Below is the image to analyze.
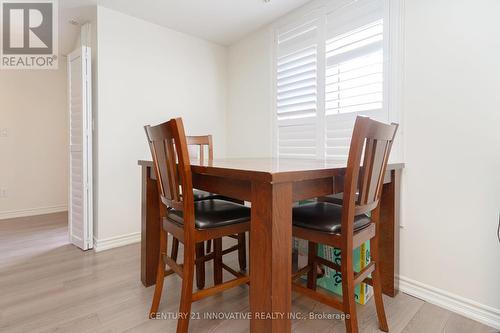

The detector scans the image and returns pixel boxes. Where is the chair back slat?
[166,140,181,202]
[145,118,195,227]
[149,139,169,201]
[186,135,213,163]
[358,139,390,206]
[342,116,398,233]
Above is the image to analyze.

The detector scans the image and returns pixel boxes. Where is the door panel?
[68,42,92,250]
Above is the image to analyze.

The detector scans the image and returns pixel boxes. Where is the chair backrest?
[186,135,213,163]
[341,116,398,234]
[144,118,195,228]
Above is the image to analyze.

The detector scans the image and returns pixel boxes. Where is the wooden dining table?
[138,158,403,333]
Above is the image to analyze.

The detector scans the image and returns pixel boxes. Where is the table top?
[139,158,404,183]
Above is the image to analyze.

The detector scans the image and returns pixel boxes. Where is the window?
[274,0,399,161]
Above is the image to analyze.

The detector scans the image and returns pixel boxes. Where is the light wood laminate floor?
[0,212,495,333]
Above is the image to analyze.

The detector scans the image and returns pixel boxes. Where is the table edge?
[138,160,404,183]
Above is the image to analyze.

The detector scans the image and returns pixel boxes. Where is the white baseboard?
[0,205,67,220]
[93,232,141,252]
[399,275,500,330]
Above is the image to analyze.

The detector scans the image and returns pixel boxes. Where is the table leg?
[141,165,160,287]
[250,181,293,333]
[379,168,401,297]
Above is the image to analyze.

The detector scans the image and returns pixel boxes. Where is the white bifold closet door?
[68,24,93,250]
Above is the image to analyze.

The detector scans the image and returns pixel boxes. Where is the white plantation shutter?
[325,0,385,161]
[69,54,85,247]
[68,35,93,251]
[275,18,320,158]
[274,0,388,161]
[325,20,383,116]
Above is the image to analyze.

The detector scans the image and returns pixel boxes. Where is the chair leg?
[149,230,168,318]
[371,235,389,332]
[213,238,223,285]
[195,242,206,290]
[341,253,359,333]
[307,241,318,290]
[171,237,179,262]
[206,239,211,254]
[237,233,247,271]
[177,242,195,333]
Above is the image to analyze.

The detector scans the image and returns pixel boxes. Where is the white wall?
[0,67,68,219]
[94,7,228,242]
[400,0,500,317]
[226,27,273,158]
[225,0,500,326]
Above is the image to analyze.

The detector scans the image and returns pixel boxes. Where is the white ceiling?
[97,0,312,45]
[58,0,312,54]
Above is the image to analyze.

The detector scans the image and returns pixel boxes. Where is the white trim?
[93,232,141,252]
[82,23,94,250]
[316,13,326,159]
[399,275,500,330]
[0,205,67,220]
[271,26,278,158]
[385,0,405,162]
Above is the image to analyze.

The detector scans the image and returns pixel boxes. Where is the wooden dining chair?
[170,135,247,290]
[145,118,250,333]
[292,116,398,333]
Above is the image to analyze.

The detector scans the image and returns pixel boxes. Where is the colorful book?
[293,238,373,305]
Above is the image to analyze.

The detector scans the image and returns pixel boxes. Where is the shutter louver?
[276,18,319,158]
[69,54,85,245]
[274,0,388,161]
[324,3,385,161]
[325,20,383,116]
[277,46,317,120]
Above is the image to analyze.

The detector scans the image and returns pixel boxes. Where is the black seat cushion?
[319,192,359,205]
[193,189,219,201]
[193,189,242,204]
[293,202,371,234]
[319,192,345,205]
[166,199,250,230]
